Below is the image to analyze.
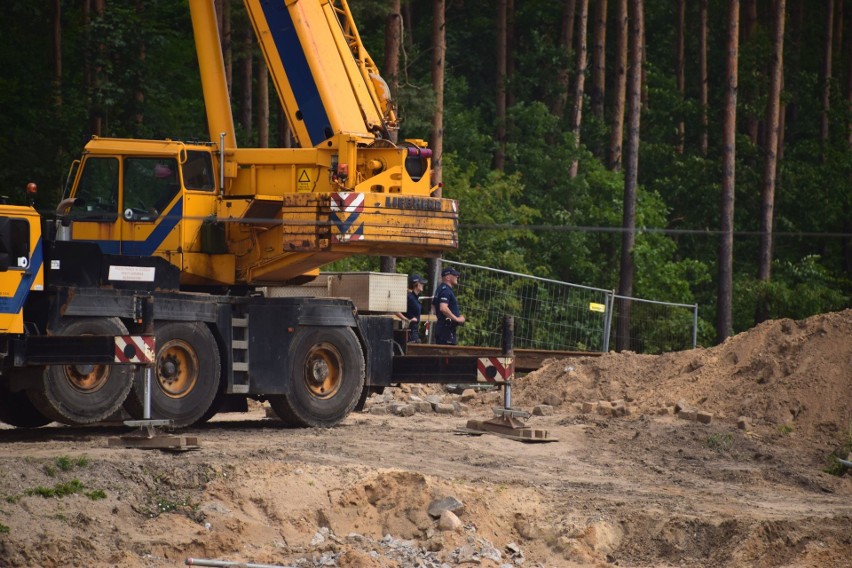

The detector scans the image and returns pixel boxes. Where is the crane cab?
[62,137,234,286]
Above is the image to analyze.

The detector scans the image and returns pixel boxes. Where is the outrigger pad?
[458,418,558,443]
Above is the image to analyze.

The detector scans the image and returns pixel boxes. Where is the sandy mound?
[517,309,852,442]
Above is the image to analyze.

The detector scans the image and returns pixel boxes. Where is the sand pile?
[517,309,852,441]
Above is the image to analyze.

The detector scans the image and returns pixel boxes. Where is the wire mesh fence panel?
[611,296,697,354]
[439,261,611,351]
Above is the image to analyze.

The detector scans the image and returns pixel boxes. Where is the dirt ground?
[0,310,850,567]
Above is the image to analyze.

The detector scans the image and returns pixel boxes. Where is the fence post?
[602,290,615,352]
[692,304,699,349]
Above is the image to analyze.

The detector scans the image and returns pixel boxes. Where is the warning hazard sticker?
[297,169,311,192]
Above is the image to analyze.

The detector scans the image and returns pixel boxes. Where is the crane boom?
[61,0,456,285]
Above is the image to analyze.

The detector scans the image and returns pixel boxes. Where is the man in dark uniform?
[433,267,465,345]
[396,274,426,343]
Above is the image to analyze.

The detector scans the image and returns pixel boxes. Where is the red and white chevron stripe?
[114,335,156,364]
[330,192,365,213]
[476,357,514,383]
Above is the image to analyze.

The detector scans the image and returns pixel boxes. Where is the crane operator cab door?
[68,153,185,266]
[118,155,184,262]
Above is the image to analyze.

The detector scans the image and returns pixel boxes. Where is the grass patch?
[25,479,84,498]
[0,523,8,533]
[85,489,106,501]
[140,494,200,520]
[824,425,852,476]
[44,456,90,477]
[777,423,795,436]
[706,433,734,453]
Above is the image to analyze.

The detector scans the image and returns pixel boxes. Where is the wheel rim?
[157,339,199,399]
[303,342,343,400]
[62,363,109,394]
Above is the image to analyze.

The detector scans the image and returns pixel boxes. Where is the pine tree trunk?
[89,0,105,137]
[716,0,740,344]
[743,0,759,144]
[699,0,709,156]
[381,0,401,271]
[428,0,446,292]
[834,0,843,64]
[569,0,590,178]
[52,0,62,109]
[551,0,577,120]
[591,0,608,118]
[220,0,232,92]
[676,0,685,154]
[845,8,852,275]
[616,0,643,351]
[787,0,804,136]
[609,0,628,170]
[402,1,414,51]
[133,0,146,136]
[431,0,446,192]
[756,0,786,324]
[494,0,508,171]
[821,0,835,148]
[277,103,292,148]
[383,0,401,110]
[507,0,516,109]
[258,63,269,148]
[240,20,253,143]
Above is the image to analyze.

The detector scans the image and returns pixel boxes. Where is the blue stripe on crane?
[86,198,184,256]
[261,1,332,147]
[0,238,42,315]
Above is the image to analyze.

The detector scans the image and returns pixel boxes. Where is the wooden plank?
[405,344,601,372]
[108,435,200,450]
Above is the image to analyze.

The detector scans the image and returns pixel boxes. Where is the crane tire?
[124,321,220,428]
[27,317,134,425]
[268,326,364,428]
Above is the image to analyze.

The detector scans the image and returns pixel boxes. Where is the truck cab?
[64,138,233,286]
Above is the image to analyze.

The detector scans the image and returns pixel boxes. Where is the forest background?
[0,0,849,346]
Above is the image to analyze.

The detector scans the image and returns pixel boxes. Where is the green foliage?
[733,256,850,331]
[0,523,8,533]
[25,479,84,498]
[85,489,107,501]
[824,425,852,477]
[706,433,734,453]
[776,423,795,436]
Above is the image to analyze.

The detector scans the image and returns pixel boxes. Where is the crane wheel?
[269,326,364,428]
[26,317,134,425]
[124,321,220,427]
[0,370,52,428]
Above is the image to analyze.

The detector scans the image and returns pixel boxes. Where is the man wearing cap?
[433,267,465,345]
[396,274,426,343]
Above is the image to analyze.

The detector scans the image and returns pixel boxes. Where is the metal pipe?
[692,303,699,348]
[602,290,615,353]
[501,315,514,410]
[219,131,226,196]
[143,296,155,420]
[143,367,152,420]
[186,558,294,568]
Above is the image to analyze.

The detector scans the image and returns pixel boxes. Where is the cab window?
[123,157,181,220]
[182,151,215,191]
[0,218,30,272]
[75,157,119,219]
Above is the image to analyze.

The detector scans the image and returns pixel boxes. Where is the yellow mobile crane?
[0,0,510,429]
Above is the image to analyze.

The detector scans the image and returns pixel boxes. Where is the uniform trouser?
[434,322,457,345]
